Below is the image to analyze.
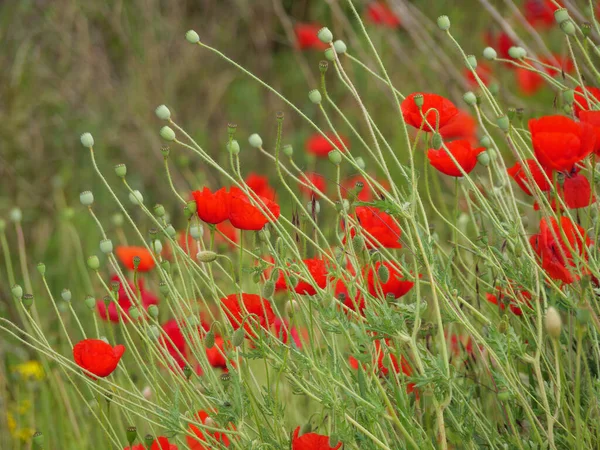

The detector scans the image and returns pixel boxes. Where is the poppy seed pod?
[328,149,342,165]
[319,60,329,73]
[189,224,203,240]
[155,104,171,120]
[80,191,94,206]
[147,304,159,319]
[466,54,477,70]
[324,48,336,61]
[100,238,113,254]
[582,22,592,38]
[164,224,176,238]
[84,295,96,309]
[333,40,347,54]
[285,299,299,317]
[477,151,490,166]
[129,190,144,205]
[437,15,450,30]
[112,213,124,227]
[87,255,100,270]
[463,91,477,106]
[22,294,34,309]
[161,145,170,158]
[147,325,160,340]
[318,27,333,44]
[282,144,294,157]
[37,262,46,276]
[144,435,154,448]
[61,289,72,302]
[80,132,94,148]
[248,133,263,148]
[554,8,570,25]
[545,306,562,339]
[483,47,497,60]
[355,156,366,170]
[197,250,218,263]
[152,240,162,254]
[11,284,23,300]
[479,135,491,148]
[496,115,510,131]
[114,164,127,178]
[159,126,176,141]
[10,208,22,222]
[128,306,141,320]
[308,89,322,105]
[126,427,137,446]
[227,139,240,155]
[185,30,200,44]
[306,200,321,215]
[32,431,43,448]
[560,20,576,36]
[159,281,169,296]
[508,46,526,59]
[153,204,165,217]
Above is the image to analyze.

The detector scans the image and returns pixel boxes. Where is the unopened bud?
[61,289,72,303]
[465,54,477,70]
[463,91,477,106]
[560,20,576,36]
[378,264,390,284]
[285,299,299,317]
[11,284,23,300]
[129,306,141,321]
[129,190,143,205]
[197,250,218,263]
[262,280,275,298]
[545,306,562,339]
[496,115,510,131]
[227,139,240,155]
[37,262,46,276]
[431,132,443,149]
[80,133,94,148]
[154,204,166,217]
[232,327,245,347]
[147,304,159,319]
[204,330,215,349]
[477,151,490,166]
[185,30,200,44]
[85,295,96,309]
[282,144,293,157]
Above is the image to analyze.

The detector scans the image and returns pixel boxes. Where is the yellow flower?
[12,361,44,381]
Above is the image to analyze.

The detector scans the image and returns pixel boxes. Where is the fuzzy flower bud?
[159,126,176,141]
[197,250,218,263]
[378,263,390,284]
[80,132,94,148]
[431,132,443,150]
[262,279,275,298]
[248,133,263,148]
[155,104,171,120]
[232,327,245,347]
[80,191,94,206]
[204,330,215,349]
[318,27,333,44]
[185,30,200,44]
[545,306,562,339]
[285,299,299,318]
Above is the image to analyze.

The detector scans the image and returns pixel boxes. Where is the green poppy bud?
[483,47,497,60]
[204,330,215,349]
[227,139,240,155]
[12,284,23,300]
[285,299,299,318]
[129,306,141,320]
[248,133,263,148]
[190,224,203,239]
[563,89,575,104]
[328,149,342,165]
[155,105,171,120]
[262,280,275,299]
[80,132,94,148]
[115,164,127,178]
[545,306,562,339]
[318,27,333,44]
[185,30,200,44]
[352,234,365,255]
[431,132,443,149]
[355,156,366,170]
[87,255,100,270]
[308,89,322,105]
[147,305,159,319]
[437,15,450,31]
[80,191,94,206]
[333,40,347,54]
[306,200,321,215]
[159,126,176,141]
[378,264,390,284]
[147,325,160,340]
[479,136,491,148]
[232,327,245,347]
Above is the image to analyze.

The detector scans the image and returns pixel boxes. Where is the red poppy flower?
[205,335,229,371]
[272,318,306,348]
[427,140,485,177]
[335,278,366,313]
[125,436,178,450]
[342,175,389,202]
[192,187,230,225]
[96,276,159,323]
[507,159,552,196]
[464,63,492,87]
[573,86,600,118]
[306,133,350,157]
[448,334,474,358]
[530,216,591,284]
[579,110,600,154]
[365,261,416,299]
[486,286,532,316]
[299,172,327,198]
[558,173,595,209]
[366,2,401,28]
[294,23,328,51]
[524,0,561,29]
[291,427,342,450]
[116,246,155,272]
[350,206,402,249]
[401,92,458,132]
[245,174,277,202]
[273,258,330,295]
[529,115,595,172]
[187,410,232,450]
[228,187,281,231]
[73,339,125,379]
[221,293,276,338]
[214,221,240,248]
[439,110,477,143]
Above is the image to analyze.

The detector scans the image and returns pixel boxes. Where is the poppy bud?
[197,250,218,263]
[352,234,365,254]
[488,82,499,96]
[100,239,113,254]
[463,91,477,106]
[182,365,193,380]
[155,105,171,120]
[126,426,137,446]
[147,305,159,319]
[378,263,390,283]
[185,29,200,43]
[431,132,443,149]
[188,225,202,240]
[37,262,46,276]
[560,21,575,36]
[496,115,510,131]
[285,299,299,317]
[22,294,34,310]
[483,47,497,60]
[308,89,322,105]
[227,139,240,155]
[477,151,490,166]
[301,422,313,435]
[437,15,450,31]
[160,126,176,141]
[282,144,293,157]
[112,213,124,227]
[87,255,100,270]
[129,306,141,320]
[205,330,215,349]
[576,308,591,326]
[329,434,340,448]
[545,306,562,339]
[333,40,347,54]
[249,133,263,148]
[276,238,286,259]
[11,284,23,300]
[80,191,94,206]
[466,54,477,70]
[319,60,329,73]
[324,47,336,61]
[328,149,342,165]
[61,289,72,303]
[498,318,508,334]
[114,164,127,178]
[262,279,275,298]
[258,229,270,242]
[563,89,575,104]
[554,8,570,24]
[318,27,333,44]
[129,190,144,205]
[497,389,512,401]
[232,327,245,347]
[32,431,43,449]
[164,224,176,238]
